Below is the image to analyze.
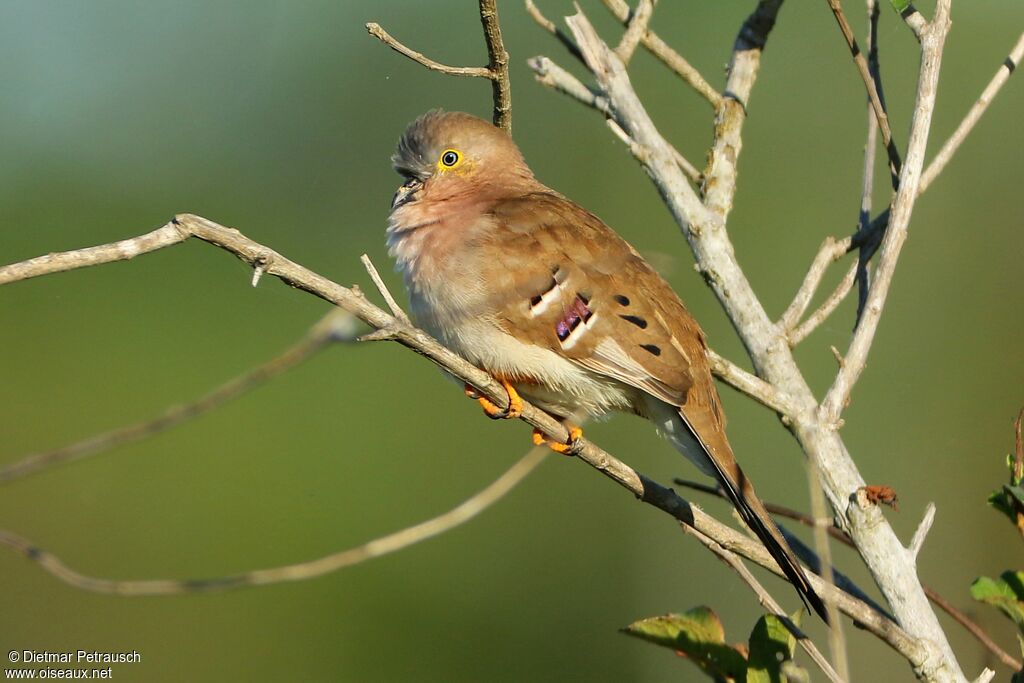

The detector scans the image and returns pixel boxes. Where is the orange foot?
[463,379,523,420]
[533,426,583,456]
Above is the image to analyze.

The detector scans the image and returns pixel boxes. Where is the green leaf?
[888,0,912,13]
[622,607,746,681]
[747,612,800,683]
[971,571,1024,634]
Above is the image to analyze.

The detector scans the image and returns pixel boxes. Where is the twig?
[789,262,857,346]
[366,0,513,133]
[780,236,851,332]
[360,253,410,323]
[478,0,513,133]
[806,457,850,679]
[822,0,952,425]
[528,56,702,185]
[920,31,1024,193]
[365,23,490,78]
[676,479,1023,671]
[614,0,655,65]
[826,0,902,187]
[524,0,583,62]
[908,503,936,559]
[0,309,356,485]
[0,446,549,595]
[857,0,883,322]
[706,349,795,416]
[600,0,722,108]
[685,527,846,683]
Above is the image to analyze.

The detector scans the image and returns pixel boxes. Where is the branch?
[686,527,845,683]
[614,0,655,65]
[779,236,851,332]
[893,1,928,41]
[364,23,490,78]
[788,262,857,346]
[525,0,584,61]
[600,0,722,108]
[0,215,923,661]
[706,349,796,415]
[0,446,549,594]
[920,30,1024,193]
[826,0,902,187]
[822,0,952,422]
[366,0,513,133]
[0,309,356,485]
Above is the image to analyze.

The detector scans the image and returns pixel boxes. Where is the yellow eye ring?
[439,149,461,168]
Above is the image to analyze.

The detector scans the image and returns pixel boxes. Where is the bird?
[386,109,826,620]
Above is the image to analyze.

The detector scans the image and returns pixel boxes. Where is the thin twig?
[360,253,410,323]
[0,447,549,595]
[789,262,857,346]
[908,502,936,559]
[857,0,883,322]
[478,0,513,132]
[780,236,851,332]
[686,527,846,683]
[528,55,702,185]
[822,0,953,424]
[365,23,490,78]
[676,479,1023,671]
[524,0,583,61]
[0,309,356,485]
[366,1,513,134]
[826,0,902,188]
[614,0,655,65]
[920,31,1024,193]
[706,350,795,416]
[808,458,850,680]
[600,0,722,108]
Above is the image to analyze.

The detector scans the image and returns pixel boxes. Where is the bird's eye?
[440,150,461,167]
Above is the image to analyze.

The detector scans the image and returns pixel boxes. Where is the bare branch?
[686,527,846,683]
[360,253,410,323]
[0,446,549,595]
[706,349,795,415]
[921,31,1024,193]
[780,236,851,332]
[364,23,490,78]
[823,0,952,423]
[826,0,902,187]
[807,458,850,680]
[614,0,655,65]
[789,262,857,346]
[908,503,936,559]
[601,0,722,108]
[0,309,356,485]
[524,0,583,61]
[478,0,513,132]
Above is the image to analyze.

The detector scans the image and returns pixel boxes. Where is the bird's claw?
[533,426,583,456]
[464,380,523,420]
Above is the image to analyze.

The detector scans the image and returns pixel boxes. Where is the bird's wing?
[482,191,828,620]
[481,191,704,408]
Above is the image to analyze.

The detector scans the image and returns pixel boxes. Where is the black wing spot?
[640,343,661,356]
[619,314,647,329]
[577,291,591,305]
[613,294,630,306]
[529,295,543,307]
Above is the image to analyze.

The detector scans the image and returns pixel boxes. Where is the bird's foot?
[532,426,583,456]
[464,380,523,420]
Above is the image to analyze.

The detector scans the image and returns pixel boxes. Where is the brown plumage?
[387,110,826,620]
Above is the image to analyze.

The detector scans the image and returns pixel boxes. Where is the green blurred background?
[1,1,1021,680]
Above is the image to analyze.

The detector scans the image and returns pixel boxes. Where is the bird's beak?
[391,178,423,210]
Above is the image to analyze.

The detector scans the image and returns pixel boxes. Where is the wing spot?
[639,343,662,356]
[613,294,630,306]
[619,314,647,329]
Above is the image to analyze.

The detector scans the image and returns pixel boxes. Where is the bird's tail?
[671,407,829,622]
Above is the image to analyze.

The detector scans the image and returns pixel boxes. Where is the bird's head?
[390,110,534,211]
